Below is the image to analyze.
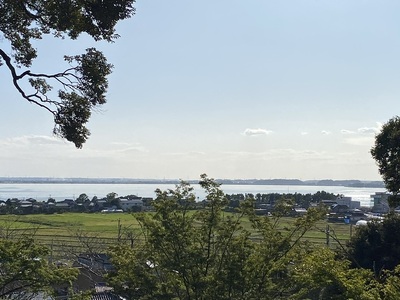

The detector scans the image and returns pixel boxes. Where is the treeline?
[226,190,338,209]
[0,190,338,215]
[0,193,150,215]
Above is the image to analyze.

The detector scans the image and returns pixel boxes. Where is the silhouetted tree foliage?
[347,214,400,274]
[76,193,89,204]
[0,0,135,147]
[371,116,400,208]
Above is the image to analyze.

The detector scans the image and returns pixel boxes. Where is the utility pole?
[117,218,121,242]
[326,224,330,247]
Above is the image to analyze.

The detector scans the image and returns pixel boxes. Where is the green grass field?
[0,212,355,260]
[0,212,353,244]
[0,213,140,237]
[0,213,143,258]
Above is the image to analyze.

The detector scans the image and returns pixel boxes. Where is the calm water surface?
[0,183,386,207]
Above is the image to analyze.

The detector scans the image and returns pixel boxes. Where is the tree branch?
[0,48,56,114]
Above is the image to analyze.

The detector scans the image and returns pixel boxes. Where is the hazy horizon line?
[0,176,383,183]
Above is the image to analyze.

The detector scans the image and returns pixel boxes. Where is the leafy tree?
[76,193,89,204]
[105,192,120,208]
[312,191,338,202]
[371,116,400,208]
[0,0,135,147]
[347,214,400,274]
[292,247,380,300]
[256,193,262,202]
[0,237,78,299]
[108,174,326,299]
[379,265,400,299]
[106,192,118,201]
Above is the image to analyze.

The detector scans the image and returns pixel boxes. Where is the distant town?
[0,177,385,188]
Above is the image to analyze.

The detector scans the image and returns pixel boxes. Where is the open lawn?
[0,213,142,258]
[0,213,351,243]
[0,213,140,237]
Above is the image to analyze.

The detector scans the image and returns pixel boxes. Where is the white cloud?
[341,129,355,134]
[357,127,379,134]
[114,145,149,154]
[300,132,309,135]
[0,135,65,147]
[341,123,382,136]
[321,130,331,135]
[0,135,150,162]
[242,128,273,136]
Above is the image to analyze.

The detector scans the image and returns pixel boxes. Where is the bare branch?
[0,48,56,114]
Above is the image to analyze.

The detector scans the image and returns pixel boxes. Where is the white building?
[371,192,390,214]
[335,196,360,209]
[119,198,143,211]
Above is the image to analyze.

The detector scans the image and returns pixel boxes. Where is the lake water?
[0,183,386,207]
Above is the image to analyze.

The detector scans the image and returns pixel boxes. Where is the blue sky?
[1,0,399,180]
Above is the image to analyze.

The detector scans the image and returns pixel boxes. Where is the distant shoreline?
[0,177,385,189]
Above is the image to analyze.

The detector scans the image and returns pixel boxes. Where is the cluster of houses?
[321,192,393,224]
[323,196,364,223]
[0,192,394,225]
[0,195,154,214]
[249,192,394,224]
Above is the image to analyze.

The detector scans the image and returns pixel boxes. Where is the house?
[321,196,361,210]
[77,253,113,272]
[95,199,107,208]
[119,198,143,212]
[63,199,75,204]
[335,196,360,209]
[328,204,366,224]
[19,200,33,208]
[347,209,366,222]
[330,204,350,214]
[321,200,337,207]
[292,207,307,216]
[91,291,125,300]
[69,253,126,300]
[55,202,71,210]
